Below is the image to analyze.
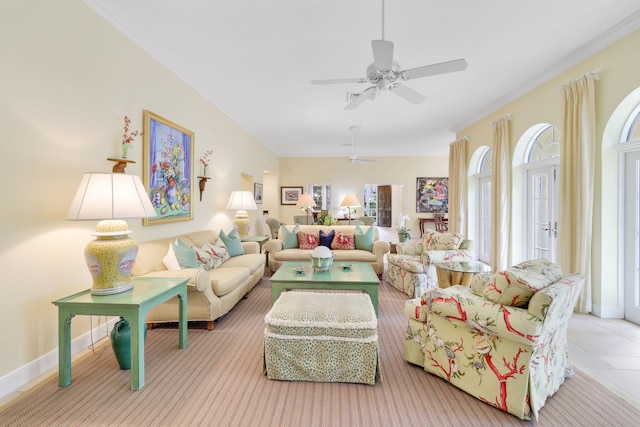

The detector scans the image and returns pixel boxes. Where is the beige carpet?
[1,275,639,426]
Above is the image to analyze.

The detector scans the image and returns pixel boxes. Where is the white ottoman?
[263,291,380,385]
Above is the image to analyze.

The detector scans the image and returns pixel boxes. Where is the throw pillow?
[202,242,231,268]
[193,245,215,270]
[482,268,554,307]
[171,240,198,268]
[354,225,374,252]
[331,232,355,250]
[319,229,335,248]
[298,231,319,250]
[282,224,300,249]
[162,242,181,271]
[219,229,245,257]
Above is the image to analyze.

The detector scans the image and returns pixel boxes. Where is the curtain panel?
[558,74,596,313]
[448,138,467,235]
[490,116,511,271]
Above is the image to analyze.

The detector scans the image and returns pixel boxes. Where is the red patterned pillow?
[331,232,355,250]
[298,232,319,250]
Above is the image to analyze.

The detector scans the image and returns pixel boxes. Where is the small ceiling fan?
[339,126,376,165]
[311,0,467,110]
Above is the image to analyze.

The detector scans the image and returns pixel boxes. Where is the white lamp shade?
[296,193,317,208]
[340,193,361,208]
[66,173,157,221]
[226,190,258,211]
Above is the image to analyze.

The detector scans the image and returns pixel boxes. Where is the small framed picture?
[254,183,263,204]
[280,186,303,205]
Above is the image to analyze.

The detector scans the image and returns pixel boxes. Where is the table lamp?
[66,173,157,295]
[226,190,258,237]
[340,193,361,225]
[296,193,317,225]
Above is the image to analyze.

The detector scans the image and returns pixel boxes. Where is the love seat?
[404,259,584,421]
[387,230,474,297]
[264,225,390,276]
[132,229,265,330]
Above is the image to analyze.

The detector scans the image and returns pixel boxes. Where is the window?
[477,147,492,263]
[308,183,331,211]
[363,185,377,217]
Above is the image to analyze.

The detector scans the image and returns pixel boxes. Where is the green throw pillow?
[355,225,374,252]
[171,240,198,268]
[282,224,300,249]
[219,229,245,257]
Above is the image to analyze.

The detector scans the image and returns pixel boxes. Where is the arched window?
[476,147,492,263]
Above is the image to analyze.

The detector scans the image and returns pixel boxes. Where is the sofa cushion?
[319,229,335,248]
[298,231,319,250]
[208,267,249,296]
[220,229,245,257]
[282,224,300,249]
[423,231,465,251]
[331,232,355,250]
[355,225,374,252]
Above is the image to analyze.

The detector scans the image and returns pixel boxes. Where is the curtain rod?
[558,68,601,90]
[491,113,512,125]
[450,136,468,145]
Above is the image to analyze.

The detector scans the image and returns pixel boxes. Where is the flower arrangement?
[200,150,213,167]
[122,115,143,145]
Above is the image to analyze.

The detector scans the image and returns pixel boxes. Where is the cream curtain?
[558,74,596,313]
[448,138,467,235]
[490,116,511,271]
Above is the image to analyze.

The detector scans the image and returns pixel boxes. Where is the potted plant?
[397,226,411,242]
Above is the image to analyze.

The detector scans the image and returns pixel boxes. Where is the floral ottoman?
[263,291,380,385]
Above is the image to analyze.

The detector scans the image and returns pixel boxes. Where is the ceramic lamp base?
[233,210,251,238]
[85,220,138,295]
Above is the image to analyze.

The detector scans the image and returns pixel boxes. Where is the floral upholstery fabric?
[331,232,355,250]
[297,231,319,250]
[404,270,585,421]
[386,232,474,298]
[422,231,465,251]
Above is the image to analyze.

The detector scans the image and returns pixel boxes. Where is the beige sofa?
[265,225,390,276]
[132,230,265,330]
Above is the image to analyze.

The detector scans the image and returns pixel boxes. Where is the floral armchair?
[387,230,474,297]
[404,259,584,421]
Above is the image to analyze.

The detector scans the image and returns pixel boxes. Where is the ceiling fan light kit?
[311,0,468,110]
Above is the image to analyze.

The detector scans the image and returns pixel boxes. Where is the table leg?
[58,310,74,387]
[129,312,144,390]
[365,288,379,317]
[178,289,188,349]
[271,283,283,305]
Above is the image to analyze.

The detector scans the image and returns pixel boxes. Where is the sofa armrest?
[397,241,423,256]
[241,241,260,254]
[137,268,209,292]
[421,250,473,265]
[372,240,390,257]
[265,239,283,254]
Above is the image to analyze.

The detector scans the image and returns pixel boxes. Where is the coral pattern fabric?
[330,232,355,250]
[422,231,465,251]
[404,269,585,421]
[297,232,319,250]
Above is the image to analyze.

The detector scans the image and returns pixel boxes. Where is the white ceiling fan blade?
[345,87,376,110]
[355,158,376,164]
[372,40,394,72]
[392,84,427,105]
[310,78,367,85]
[402,58,468,80]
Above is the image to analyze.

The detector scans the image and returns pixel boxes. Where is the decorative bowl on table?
[309,246,334,272]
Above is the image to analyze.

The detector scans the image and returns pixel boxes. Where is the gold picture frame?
[142,110,194,225]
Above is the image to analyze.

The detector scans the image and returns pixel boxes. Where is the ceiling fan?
[311,0,468,110]
[340,126,376,165]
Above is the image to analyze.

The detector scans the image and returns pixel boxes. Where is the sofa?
[264,224,390,276]
[132,229,266,330]
[404,259,585,421]
[387,230,474,297]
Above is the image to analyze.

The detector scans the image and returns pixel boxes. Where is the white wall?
[0,0,278,393]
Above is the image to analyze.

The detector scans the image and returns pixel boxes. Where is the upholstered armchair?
[387,230,474,297]
[266,218,282,239]
[404,259,584,421]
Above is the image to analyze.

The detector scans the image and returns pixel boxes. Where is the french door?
[624,151,640,324]
[526,165,558,262]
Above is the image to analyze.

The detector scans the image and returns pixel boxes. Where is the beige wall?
[458,29,640,316]
[0,0,278,386]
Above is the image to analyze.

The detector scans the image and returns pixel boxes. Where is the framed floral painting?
[142,110,194,225]
[416,177,449,213]
[280,186,303,205]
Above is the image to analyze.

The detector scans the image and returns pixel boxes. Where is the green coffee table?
[270,261,380,315]
[52,277,188,390]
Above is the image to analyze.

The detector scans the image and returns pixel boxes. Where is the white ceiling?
[86,0,640,158]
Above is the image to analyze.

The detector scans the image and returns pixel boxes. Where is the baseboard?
[590,303,624,319]
[0,317,118,401]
